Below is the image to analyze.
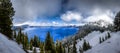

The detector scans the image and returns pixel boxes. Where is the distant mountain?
[87,20,112,27]
[62,20,113,46]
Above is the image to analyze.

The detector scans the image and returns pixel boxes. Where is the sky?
[11,0,120,26]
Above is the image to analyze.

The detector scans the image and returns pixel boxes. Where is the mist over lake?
[23,26,79,41]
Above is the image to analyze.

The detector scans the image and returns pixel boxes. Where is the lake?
[23,26,79,41]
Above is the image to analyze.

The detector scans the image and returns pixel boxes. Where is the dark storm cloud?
[63,0,120,14]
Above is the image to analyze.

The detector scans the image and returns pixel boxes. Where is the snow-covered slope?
[0,33,25,53]
[76,31,109,53]
[85,31,120,53]
[76,31,120,53]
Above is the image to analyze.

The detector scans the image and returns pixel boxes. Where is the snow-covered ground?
[0,33,25,53]
[85,31,120,53]
[27,47,40,53]
[76,31,120,53]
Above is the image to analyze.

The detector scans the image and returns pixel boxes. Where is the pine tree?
[82,40,91,51]
[0,0,15,39]
[107,32,111,38]
[16,32,20,44]
[33,35,40,47]
[114,11,120,31]
[23,35,29,50]
[40,43,44,53]
[29,42,33,50]
[30,38,33,50]
[79,46,83,53]
[83,40,88,51]
[99,37,102,44]
[45,31,56,53]
[59,42,64,53]
[68,44,70,53]
[73,39,77,53]
[17,28,23,44]
[56,41,59,53]
[102,37,105,42]
[105,35,108,40]
[87,42,91,49]
[13,31,16,39]
[33,48,37,53]
[63,47,65,53]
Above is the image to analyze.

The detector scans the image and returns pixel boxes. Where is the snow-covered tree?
[73,39,77,53]
[82,40,91,51]
[114,11,120,31]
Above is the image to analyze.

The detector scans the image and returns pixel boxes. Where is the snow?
[76,31,120,53]
[0,33,25,53]
[85,31,120,53]
[76,31,109,53]
[27,47,40,53]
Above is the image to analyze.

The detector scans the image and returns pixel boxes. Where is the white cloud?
[84,8,115,23]
[61,11,83,22]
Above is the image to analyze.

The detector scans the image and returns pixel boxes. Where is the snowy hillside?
[0,33,25,53]
[76,31,120,53]
[85,31,120,53]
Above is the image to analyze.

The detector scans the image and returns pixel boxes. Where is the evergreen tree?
[68,44,70,53]
[59,42,64,53]
[33,35,40,47]
[40,43,44,53]
[87,42,91,49]
[102,37,105,42]
[23,35,29,50]
[107,32,111,38]
[0,0,15,39]
[13,31,16,39]
[82,40,91,51]
[29,42,33,50]
[99,37,102,44]
[79,46,83,53]
[73,39,77,53]
[45,31,56,53]
[83,40,88,51]
[16,28,23,44]
[105,35,108,40]
[56,41,59,53]
[16,31,20,44]
[30,38,33,50]
[114,11,120,31]
[33,48,37,53]
[63,47,65,53]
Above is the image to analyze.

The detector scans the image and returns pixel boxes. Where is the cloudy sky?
[11,0,120,26]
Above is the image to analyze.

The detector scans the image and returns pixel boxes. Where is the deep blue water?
[23,26,79,41]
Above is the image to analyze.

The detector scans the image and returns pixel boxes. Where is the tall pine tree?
[56,41,64,53]
[0,0,15,39]
[82,40,91,51]
[73,39,77,53]
[45,31,56,53]
[114,11,120,31]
